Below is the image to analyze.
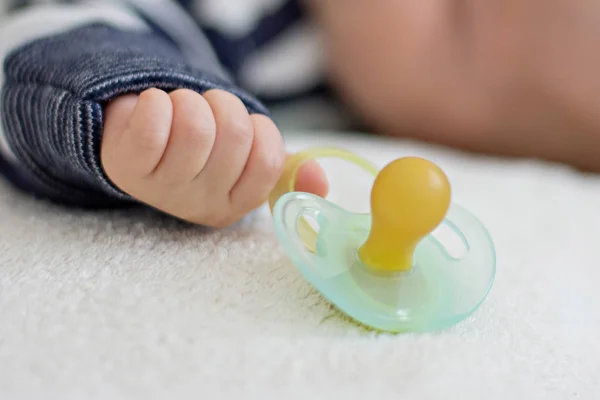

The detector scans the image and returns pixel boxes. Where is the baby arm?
[0,2,327,226]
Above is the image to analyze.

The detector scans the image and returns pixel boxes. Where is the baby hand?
[100,88,327,226]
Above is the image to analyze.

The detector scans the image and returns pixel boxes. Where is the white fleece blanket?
[1,121,599,399]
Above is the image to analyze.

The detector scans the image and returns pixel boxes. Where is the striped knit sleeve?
[0,1,269,207]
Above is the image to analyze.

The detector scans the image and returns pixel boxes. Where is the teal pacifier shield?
[273,192,496,333]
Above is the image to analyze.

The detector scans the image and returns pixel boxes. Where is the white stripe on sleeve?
[193,0,289,37]
[237,22,325,97]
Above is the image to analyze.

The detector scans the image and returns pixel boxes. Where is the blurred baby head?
[308,1,600,169]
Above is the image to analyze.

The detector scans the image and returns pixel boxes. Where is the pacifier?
[269,147,495,333]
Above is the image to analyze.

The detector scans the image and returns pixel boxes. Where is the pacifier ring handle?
[268,147,379,252]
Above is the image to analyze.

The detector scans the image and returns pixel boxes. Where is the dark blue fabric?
[1,23,269,207]
[0,151,45,198]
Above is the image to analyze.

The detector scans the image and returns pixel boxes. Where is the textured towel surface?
[1,128,599,399]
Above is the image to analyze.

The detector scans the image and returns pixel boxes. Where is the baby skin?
[101,89,328,227]
[307,0,600,171]
[101,0,600,227]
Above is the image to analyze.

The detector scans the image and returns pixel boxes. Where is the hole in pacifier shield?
[303,213,320,233]
[317,157,375,214]
[431,223,468,259]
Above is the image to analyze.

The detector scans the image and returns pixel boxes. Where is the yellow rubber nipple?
[358,157,451,272]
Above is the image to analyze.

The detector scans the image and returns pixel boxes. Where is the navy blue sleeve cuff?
[1,23,269,207]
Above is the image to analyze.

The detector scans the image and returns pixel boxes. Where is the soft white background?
[0,102,599,399]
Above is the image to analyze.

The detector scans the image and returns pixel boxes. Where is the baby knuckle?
[134,125,168,153]
[172,91,217,142]
[187,119,217,149]
[169,88,194,98]
[137,88,165,105]
[260,152,285,185]
[223,116,254,145]
[170,89,203,111]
